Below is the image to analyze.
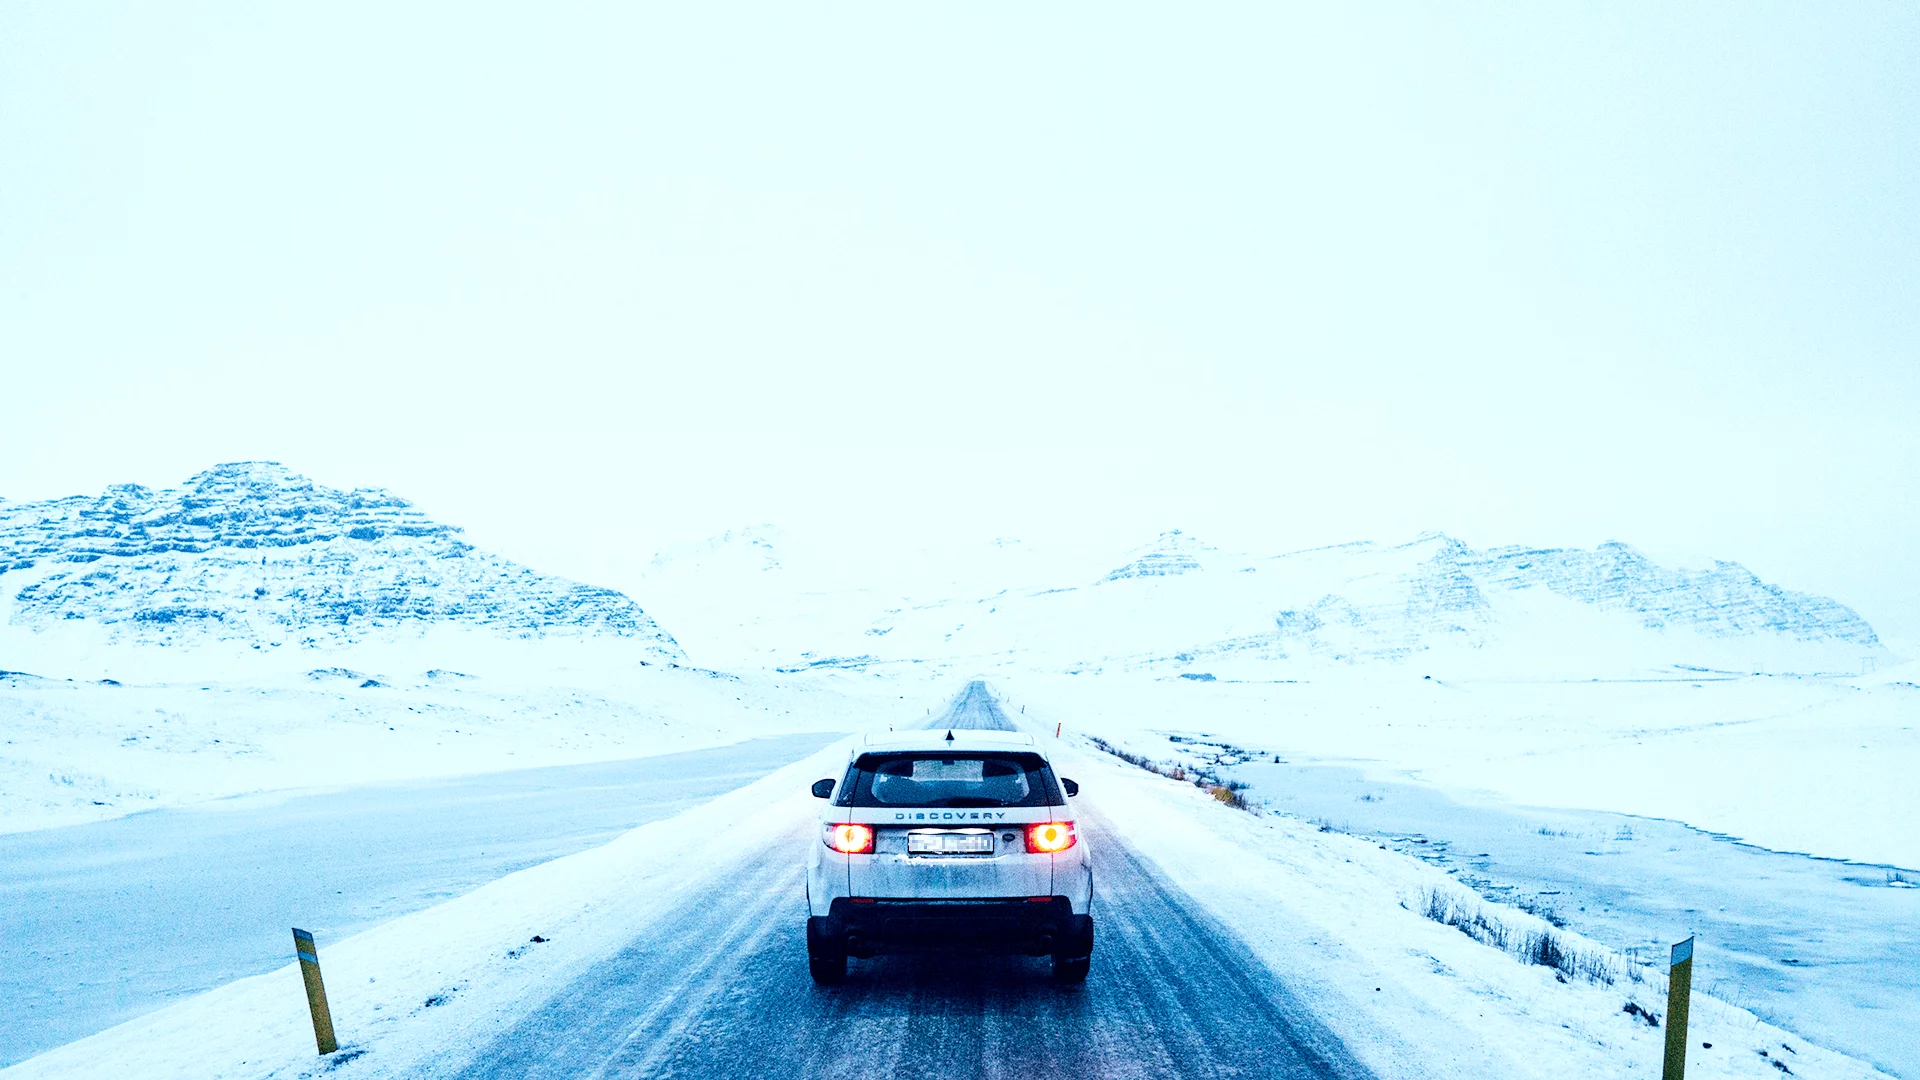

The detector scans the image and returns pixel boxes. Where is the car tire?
[809,954,848,984]
[1052,953,1090,984]
[806,917,847,985]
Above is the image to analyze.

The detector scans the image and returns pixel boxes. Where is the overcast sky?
[3,3,1917,638]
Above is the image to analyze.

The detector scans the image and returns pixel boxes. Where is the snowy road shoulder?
[1046,732,1894,1080]
[0,740,851,1080]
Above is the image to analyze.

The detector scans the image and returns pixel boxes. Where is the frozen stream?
[0,732,840,1067]
[1222,758,1920,1078]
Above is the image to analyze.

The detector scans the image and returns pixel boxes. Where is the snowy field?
[1008,668,1920,871]
[3,473,1912,1077]
[0,733,836,1067]
[2,660,1909,1078]
[0,638,890,835]
[1,686,1893,1080]
[1002,672,1920,1076]
[636,526,1919,865]
[1218,755,1920,1076]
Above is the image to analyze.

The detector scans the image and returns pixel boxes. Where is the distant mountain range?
[1,465,1886,678]
[636,527,1888,678]
[0,463,683,658]
[1117,528,1879,652]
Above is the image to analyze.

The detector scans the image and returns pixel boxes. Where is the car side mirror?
[1062,778,1079,797]
[811,778,835,799]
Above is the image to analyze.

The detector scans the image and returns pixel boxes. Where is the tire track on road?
[448,807,1373,1080]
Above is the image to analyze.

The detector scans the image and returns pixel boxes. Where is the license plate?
[907,831,993,855]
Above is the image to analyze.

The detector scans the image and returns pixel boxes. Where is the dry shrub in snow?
[1087,735,1257,812]
[1413,885,1628,986]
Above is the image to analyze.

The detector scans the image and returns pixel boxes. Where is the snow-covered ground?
[1006,667,1920,872]
[974,671,1920,1075]
[636,524,1917,865]
[0,740,851,1080]
[0,466,892,833]
[0,733,838,1067]
[0,641,893,834]
[1026,683,1920,1072]
[639,517,1920,1075]
[1211,755,1920,1077]
[1048,727,1894,1080]
[1,699,1891,1080]
[4,469,1910,1077]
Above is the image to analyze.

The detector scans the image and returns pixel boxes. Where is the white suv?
[805,729,1094,984]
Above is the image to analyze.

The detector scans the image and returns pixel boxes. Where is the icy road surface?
[0,733,837,1067]
[450,684,1373,1080]
[933,678,1022,731]
[449,813,1368,1080]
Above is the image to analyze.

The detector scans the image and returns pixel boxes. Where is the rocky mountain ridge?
[0,463,682,656]
[1222,533,1882,669]
[1453,538,1877,642]
[630,526,1886,677]
[1104,530,1211,581]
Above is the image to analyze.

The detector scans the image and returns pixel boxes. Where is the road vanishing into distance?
[0,733,838,1066]
[450,683,1375,1080]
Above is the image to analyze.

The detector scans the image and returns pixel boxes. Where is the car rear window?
[836,752,1062,808]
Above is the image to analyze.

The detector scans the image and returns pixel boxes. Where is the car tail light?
[1025,821,1076,853]
[825,823,875,854]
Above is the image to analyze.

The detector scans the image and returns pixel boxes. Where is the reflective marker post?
[1663,936,1694,1080]
[292,928,338,1055]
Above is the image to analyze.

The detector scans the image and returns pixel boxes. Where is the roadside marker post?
[1662,936,1694,1080]
[292,928,338,1055]
[1055,722,1062,738]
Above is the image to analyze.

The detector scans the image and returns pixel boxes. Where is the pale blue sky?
[3,4,1917,637]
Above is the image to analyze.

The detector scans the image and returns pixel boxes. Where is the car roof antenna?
[945,729,955,742]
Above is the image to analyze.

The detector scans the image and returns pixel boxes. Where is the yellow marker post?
[1662,936,1694,1080]
[292,928,338,1055]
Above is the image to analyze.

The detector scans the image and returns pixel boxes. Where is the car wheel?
[809,954,848,984]
[806,918,847,985]
[1052,953,1090,984]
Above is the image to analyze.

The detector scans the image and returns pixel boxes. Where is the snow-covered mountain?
[1104,529,1212,581]
[0,463,682,659]
[635,527,1886,678]
[1,461,1882,681]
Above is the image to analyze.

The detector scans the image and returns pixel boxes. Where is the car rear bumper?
[817,897,1093,958]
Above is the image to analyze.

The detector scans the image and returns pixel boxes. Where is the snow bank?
[0,740,847,1080]
[1045,731,1892,1080]
[0,660,881,834]
[1015,670,1920,871]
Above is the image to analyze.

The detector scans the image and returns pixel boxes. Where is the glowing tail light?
[825,822,875,854]
[1025,821,1077,853]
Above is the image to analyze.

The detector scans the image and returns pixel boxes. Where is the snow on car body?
[805,728,1094,983]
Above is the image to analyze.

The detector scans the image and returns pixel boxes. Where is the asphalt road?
[450,684,1374,1080]
[934,680,1021,732]
[0,733,838,1066]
